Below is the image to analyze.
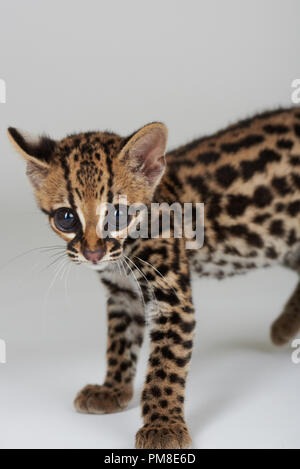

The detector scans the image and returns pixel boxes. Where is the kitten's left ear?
[7,127,56,189]
[120,122,168,188]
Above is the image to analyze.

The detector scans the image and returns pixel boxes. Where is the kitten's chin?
[83,261,110,271]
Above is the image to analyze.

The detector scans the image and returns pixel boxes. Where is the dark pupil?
[64,211,73,221]
[55,208,78,232]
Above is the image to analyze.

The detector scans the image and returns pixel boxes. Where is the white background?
[0,0,300,449]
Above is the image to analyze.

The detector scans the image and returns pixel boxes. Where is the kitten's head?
[8,123,168,269]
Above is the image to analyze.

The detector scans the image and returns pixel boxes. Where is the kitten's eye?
[54,208,79,233]
[111,205,132,231]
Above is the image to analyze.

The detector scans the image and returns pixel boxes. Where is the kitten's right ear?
[7,127,56,189]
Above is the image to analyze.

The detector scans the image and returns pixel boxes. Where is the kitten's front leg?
[74,271,145,414]
[135,242,195,449]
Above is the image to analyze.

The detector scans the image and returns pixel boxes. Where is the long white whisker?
[0,245,65,271]
[42,257,69,332]
[117,260,123,277]
[120,258,128,277]
[122,257,145,310]
[15,257,43,293]
[40,252,67,273]
[5,249,65,293]
[62,260,72,308]
[134,255,182,303]
[124,255,158,318]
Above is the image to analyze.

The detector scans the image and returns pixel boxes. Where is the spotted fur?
[8,106,300,449]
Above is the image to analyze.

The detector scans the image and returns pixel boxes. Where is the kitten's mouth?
[82,257,120,270]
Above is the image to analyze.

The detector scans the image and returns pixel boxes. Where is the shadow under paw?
[136,423,192,449]
[74,384,133,414]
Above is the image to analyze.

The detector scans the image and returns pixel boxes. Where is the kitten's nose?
[83,248,105,264]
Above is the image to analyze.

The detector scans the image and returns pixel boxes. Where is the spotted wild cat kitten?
[7,107,300,448]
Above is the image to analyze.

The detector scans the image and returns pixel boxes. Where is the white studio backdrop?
[0,0,299,449]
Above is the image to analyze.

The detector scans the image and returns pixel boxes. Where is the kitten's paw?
[135,423,192,449]
[74,384,133,414]
[271,319,296,346]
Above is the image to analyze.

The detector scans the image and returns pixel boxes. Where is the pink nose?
[83,248,105,264]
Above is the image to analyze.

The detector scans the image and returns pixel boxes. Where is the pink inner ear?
[131,129,166,184]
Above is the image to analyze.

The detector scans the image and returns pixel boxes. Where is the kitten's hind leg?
[271,280,300,346]
[74,272,145,414]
